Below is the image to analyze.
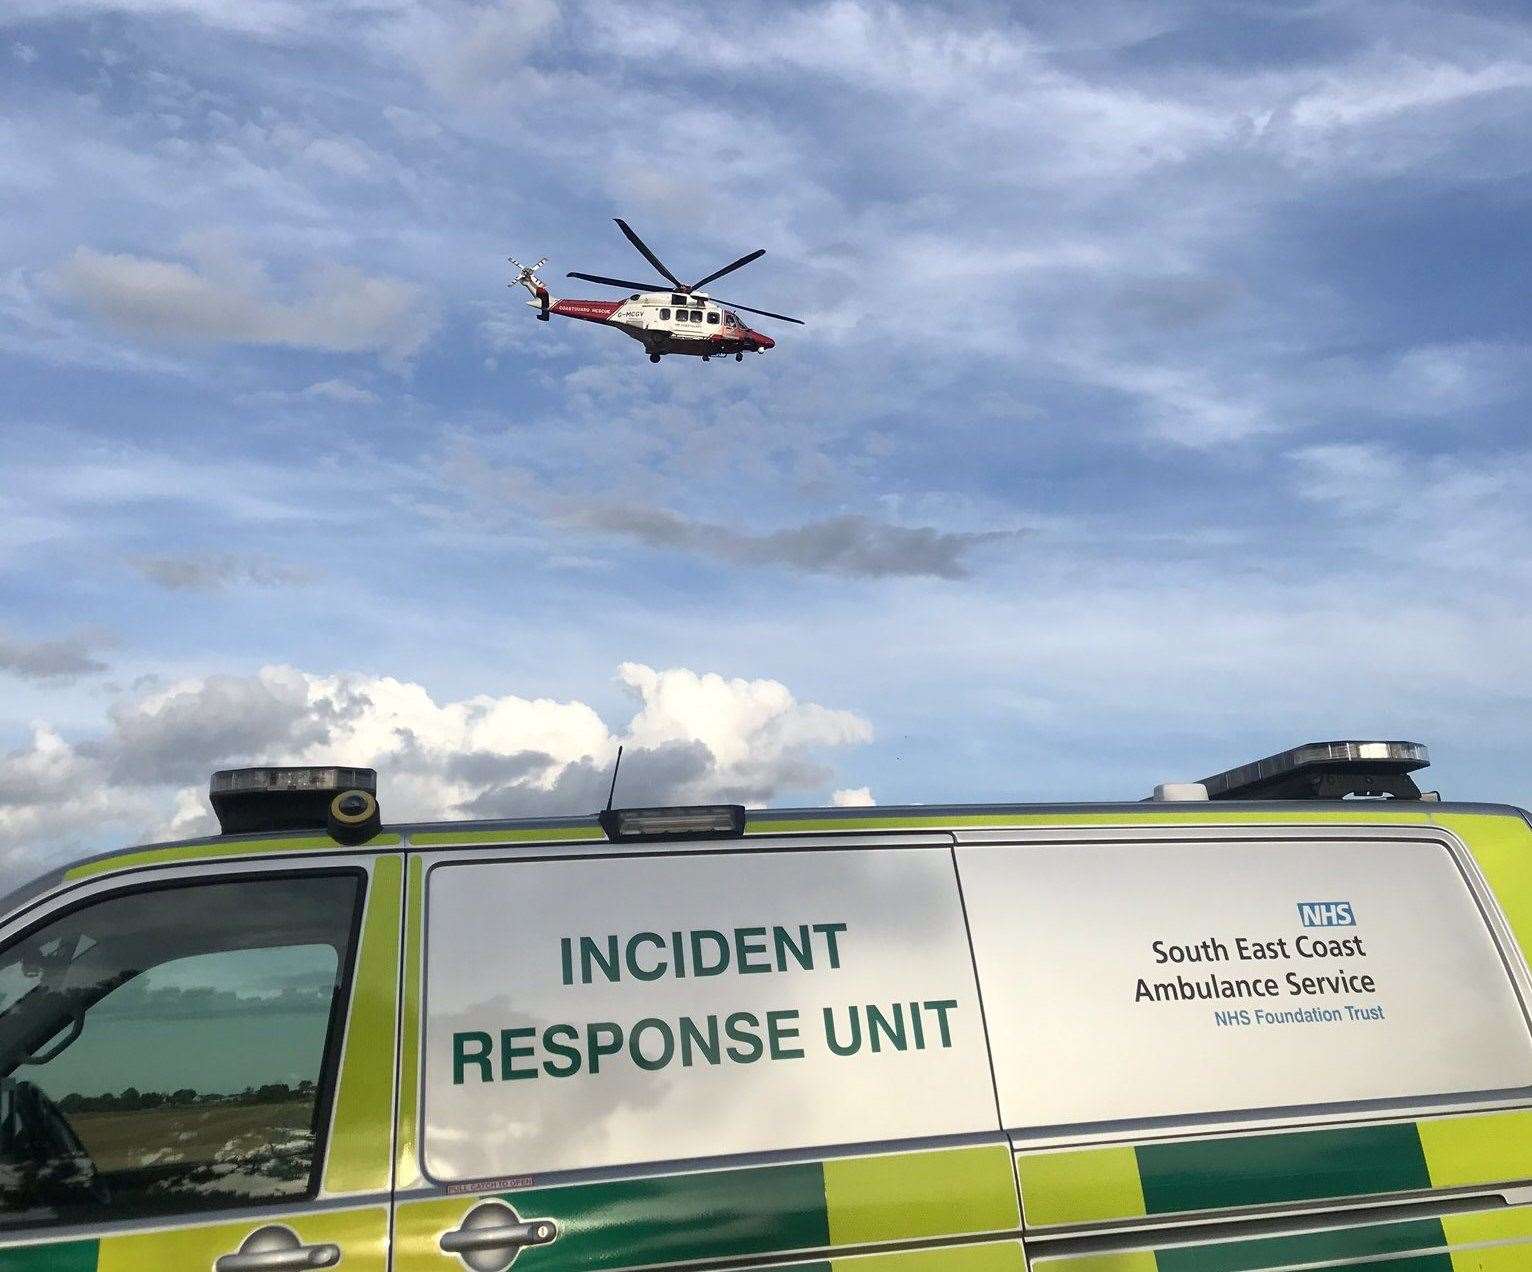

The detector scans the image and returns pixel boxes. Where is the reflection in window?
[0,875,359,1231]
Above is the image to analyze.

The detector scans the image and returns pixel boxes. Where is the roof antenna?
[605,745,624,812]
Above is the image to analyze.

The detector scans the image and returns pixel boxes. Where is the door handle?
[440,1201,557,1271]
[214,1224,340,1271]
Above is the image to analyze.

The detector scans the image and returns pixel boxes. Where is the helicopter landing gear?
[649,353,661,363]
[736,353,743,362]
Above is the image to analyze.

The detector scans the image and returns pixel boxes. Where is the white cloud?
[57,242,436,358]
[2,0,316,37]
[0,662,874,888]
[381,0,563,104]
[832,786,875,806]
[382,105,443,142]
[302,378,379,405]
[1288,442,1532,581]
[618,662,872,772]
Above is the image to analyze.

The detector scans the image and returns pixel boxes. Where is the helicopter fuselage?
[532,289,775,360]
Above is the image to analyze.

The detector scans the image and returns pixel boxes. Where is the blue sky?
[3,0,1531,883]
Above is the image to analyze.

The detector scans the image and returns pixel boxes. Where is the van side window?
[421,850,996,1180]
[706,312,720,324]
[0,874,361,1232]
[959,837,1532,1134]
[659,308,670,320]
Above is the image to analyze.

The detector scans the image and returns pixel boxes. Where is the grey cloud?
[100,672,366,786]
[0,627,113,679]
[461,740,715,819]
[445,438,1017,579]
[1113,274,1243,330]
[575,506,1016,580]
[134,553,317,592]
[444,749,558,789]
[58,245,436,358]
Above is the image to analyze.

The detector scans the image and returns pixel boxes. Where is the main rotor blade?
[614,219,683,290]
[716,298,805,325]
[689,248,765,292]
[567,271,670,292]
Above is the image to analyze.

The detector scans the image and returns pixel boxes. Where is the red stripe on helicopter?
[551,299,623,322]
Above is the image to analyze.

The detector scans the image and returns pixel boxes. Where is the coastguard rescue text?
[451,923,963,1084]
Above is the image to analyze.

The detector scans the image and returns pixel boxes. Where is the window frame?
[954,825,1532,1147]
[415,842,997,1185]
[0,865,368,1229]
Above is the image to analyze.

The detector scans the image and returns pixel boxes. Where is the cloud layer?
[0,628,113,680]
[59,243,435,358]
[0,662,873,888]
[2,0,1531,883]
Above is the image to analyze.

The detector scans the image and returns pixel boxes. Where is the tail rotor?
[509,256,551,319]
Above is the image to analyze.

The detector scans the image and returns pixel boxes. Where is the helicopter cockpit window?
[726,312,740,325]
[659,308,670,320]
[706,312,720,324]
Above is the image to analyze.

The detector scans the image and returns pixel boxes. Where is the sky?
[3,0,1532,888]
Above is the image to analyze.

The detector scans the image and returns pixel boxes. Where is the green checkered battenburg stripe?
[393,1144,1022,1270]
[1019,1107,1532,1228]
[0,1241,95,1271]
[504,1144,1024,1267]
[1032,1215,1457,1272]
[1137,1120,1430,1215]
[1035,1202,1532,1270]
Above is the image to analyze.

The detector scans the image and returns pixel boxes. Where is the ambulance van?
[3,741,1532,1272]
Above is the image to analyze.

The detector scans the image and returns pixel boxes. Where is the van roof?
[7,797,1530,921]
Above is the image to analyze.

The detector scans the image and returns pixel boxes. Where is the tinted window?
[671,294,686,305]
[690,310,703,323]
[659,308,670,320]
[0,874,360,1231]
[959,837,1532,1133]
[422,850,995,1180]
[706,312,720,324]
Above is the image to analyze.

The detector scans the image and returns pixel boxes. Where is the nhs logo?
[1298,901,1355,927]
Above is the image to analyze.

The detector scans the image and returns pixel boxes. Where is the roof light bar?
[210,766,378,836]
[1198,740,1430,801]
[598,805,747,843]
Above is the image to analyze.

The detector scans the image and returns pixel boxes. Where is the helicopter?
[510,219,803,363]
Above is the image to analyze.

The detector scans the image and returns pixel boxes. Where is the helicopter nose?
[751,329,774,350]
